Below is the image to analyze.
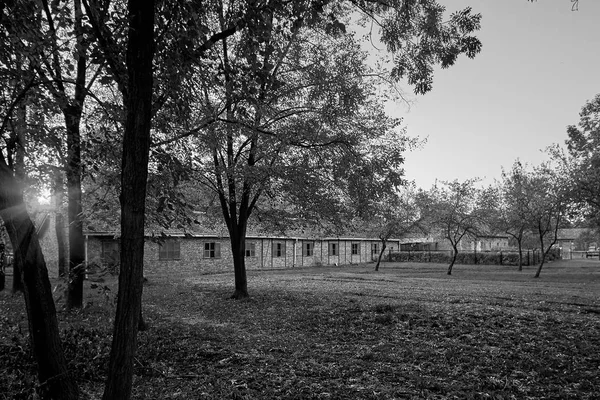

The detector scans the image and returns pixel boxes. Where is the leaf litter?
[1,261,599,399]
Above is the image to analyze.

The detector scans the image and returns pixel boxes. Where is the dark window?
[329,242,338,256]
[303,242,313,257]
[159,240,181,260]
[351,243,360,255]
[204,242,221,258]
[272,242,285,258]
[245,242,256,257]
[371,243,379,255]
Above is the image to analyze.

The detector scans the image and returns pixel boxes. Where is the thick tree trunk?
[230,225,248,299]
[64,108,85,308]
[102,1,154,399]
[374,240,387,272]
[0,159,79,399]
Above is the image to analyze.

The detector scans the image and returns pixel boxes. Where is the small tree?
[523,164,569,278]
[426,179,487,275]
[499,161,531,271]
[361,186,427,271]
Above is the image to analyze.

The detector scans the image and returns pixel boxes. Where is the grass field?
[1,259,599,399]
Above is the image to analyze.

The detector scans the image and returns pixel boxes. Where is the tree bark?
[64,107,85,308]
[229,222,249,299]
[0,158,79,399]
[102,1,154,398]
[64,0,88,307]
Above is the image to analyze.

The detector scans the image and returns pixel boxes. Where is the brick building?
[85,232,402,275]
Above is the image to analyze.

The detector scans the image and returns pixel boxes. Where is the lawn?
[1,259,599,399]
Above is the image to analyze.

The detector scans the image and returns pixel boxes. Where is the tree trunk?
[534,253,545,278]
[102,1,154,398]
[447,246,458,275]
[64,107,85,309]
[11,99,27,293]
[0,238,5,291]
[517,239,523,271]
[534,229,546,278]
[230,225,248,299]
[374,240,387,272]
[54,169,67,277]
[0,158,79,399]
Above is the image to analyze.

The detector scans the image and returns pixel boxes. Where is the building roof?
[84,231,393,242]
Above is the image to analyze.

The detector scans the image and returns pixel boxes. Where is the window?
[272,242,285,258]
[101,241,120,266]
[351,243,360,255]
[328,242,338,256]
[371,243,379,255]
[245,242,256,257]
[159,240,181,260]
[204,242,221,258]
[303,242,313,257]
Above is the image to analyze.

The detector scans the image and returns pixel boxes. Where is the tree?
[0,3,79,398]
[499,161,531,271]
[564,94,600,227]
[426,179,486,275]
[182,14,406,297]
[32,0,95,308]
[0,161,79,400]
[83,0,243,397]
[360,185,428,271]
[157,0,482,298]
[524,164,569,278]
[95,0,154,398]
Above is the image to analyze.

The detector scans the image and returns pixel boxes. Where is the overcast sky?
[386,0,600,189]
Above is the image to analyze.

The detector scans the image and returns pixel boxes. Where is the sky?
[385,0,600,189]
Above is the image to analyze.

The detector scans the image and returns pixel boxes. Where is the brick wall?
[86,235,389,276]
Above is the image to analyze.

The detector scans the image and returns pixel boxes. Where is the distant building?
[398,233,510,253]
